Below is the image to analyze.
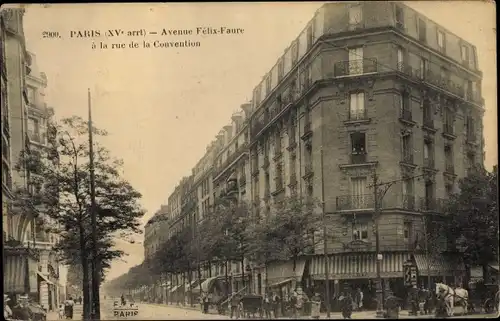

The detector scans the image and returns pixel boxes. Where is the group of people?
[3,294,47,321]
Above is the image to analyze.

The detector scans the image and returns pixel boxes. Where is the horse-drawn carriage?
[468,282,500,314]
[435,281,500,317]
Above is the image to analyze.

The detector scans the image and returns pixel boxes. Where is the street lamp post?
[319,146,331,318]
[373,173,385,318]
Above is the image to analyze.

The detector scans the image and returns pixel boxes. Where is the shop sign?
[403,261,417,287]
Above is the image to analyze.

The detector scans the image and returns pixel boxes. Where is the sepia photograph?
[1,1,497,320]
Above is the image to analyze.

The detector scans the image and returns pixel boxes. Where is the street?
[95,298,499,320]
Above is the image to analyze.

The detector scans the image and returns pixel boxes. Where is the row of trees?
[105,165,498,297]
[15,116,145,319]
[103,196,324,298]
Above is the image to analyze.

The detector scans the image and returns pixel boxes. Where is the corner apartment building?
[24,51,63,311]
[146,1,484,302]
[144,205,170,261]
[1,7,39,299]
[247,1,483,300]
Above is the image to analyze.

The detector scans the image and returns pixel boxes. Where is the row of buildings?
[2,8,67,311]
[141,1,484,305]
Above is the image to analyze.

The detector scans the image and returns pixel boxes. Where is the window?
[403,222,412,241]
[445,184,453,198]
[348,4,363,27]
[461,45,469,63]
[27,87,36,104]
[440,67,449,81]
[254,86,262,106]
[352,222,368,241]
[418,19,427,42]
[466,116,475,141]
[444,144,453,173]
[265,75,271,95]
[349,92,365,120]
[28,117,40,141]
[395,5,404,29]
[437,30,445,52]
[348,47,364,75]
[307,25,313,49]
[278,59,284,81]
[419,58,427,79]
[423,140,433,168]
[400,91,411,120]
[291,41,299,66]
[351,177,368,209]
[424,181,435,209]
[402,178,414,197]
[422,99,432,127]
[397,47,404,71]
[350,132,366,164]
[402,133,412,163]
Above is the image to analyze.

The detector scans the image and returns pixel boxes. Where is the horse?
[435,282,469,316]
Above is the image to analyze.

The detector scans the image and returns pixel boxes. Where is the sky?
[21,1,497,281]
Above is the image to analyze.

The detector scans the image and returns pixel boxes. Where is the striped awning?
[266,259,307,284]
[4,255,28,293]
[269,278,294,288]
[37,271,54,285]
[310,252,410,280]
[413,254,465,276]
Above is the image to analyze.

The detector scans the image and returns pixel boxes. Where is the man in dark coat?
[339,292,353,319]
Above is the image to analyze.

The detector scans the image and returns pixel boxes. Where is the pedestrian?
[310,293,321,319]
[203,293,210,314]
[64,296,75,319]
[4,295,13,320]
[354,288,363,311]
[339,292,353,319]
[290,291,298,318]
[271,292,280,318]
[78,296,82,305]
[263,293,272,319]
[58,304,65,319]
[229,292,240,319]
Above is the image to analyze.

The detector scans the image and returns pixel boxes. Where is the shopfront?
[265,258,308,298]
[310,252,410,310]
[412,253,466,287]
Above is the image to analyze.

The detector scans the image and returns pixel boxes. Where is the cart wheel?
[484,299,494,314]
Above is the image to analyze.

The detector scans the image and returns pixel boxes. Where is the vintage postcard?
[1,1,497,320]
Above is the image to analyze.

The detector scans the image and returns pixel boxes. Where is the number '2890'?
[42,31,60,38]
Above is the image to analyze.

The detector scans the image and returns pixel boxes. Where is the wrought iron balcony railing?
[443,123,455,136]
[445,162,455,174]
[401,152,414,164]
[349,109,368,121]
[423,158,435,169]
[334,58,378,77]
[336,194,375,211]
[351,153,367,164]
[418,197,447,213]
[399,109,412,122]
[423,117,434,129]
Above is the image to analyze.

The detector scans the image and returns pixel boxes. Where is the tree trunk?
[225,261,229,297]
[265,261,269,294]
[188,266,193,307]
[208,261,212,277]
[80,223,91,320]
[292,256,297,290]
[241,258,245,293]
[197,263,203,297]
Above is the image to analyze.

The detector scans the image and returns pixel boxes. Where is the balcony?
[351,152,367,164]
[466,132,477,145]
[239,176,246,187]
[301,122,312,140]
[418,197,447,213]
[303,164,313,178]
[348,109,368,122]
[336,194,375,211]
[445,162,455,175]
[287,139,297,151]
[382,194,417,210]
[212,143,248,179]
[422,117,434,130]
[423,158,435,169]
[262,156,270,169]
[289,173,297,186]
[334,58,378,77]
[443,123,456,139]
[401,152,414,165]
[399,109,413,124]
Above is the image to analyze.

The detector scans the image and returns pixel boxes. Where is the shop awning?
[37,271,54,285]
[268,278,294,288]
[4,255,27,293]
[169,285,182,293]
[488,263,499,272]
[310,252,410,280]
[266,259,307,284]
[413,254,465,276]
[200,276,221,293]
[188,279,205,293]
